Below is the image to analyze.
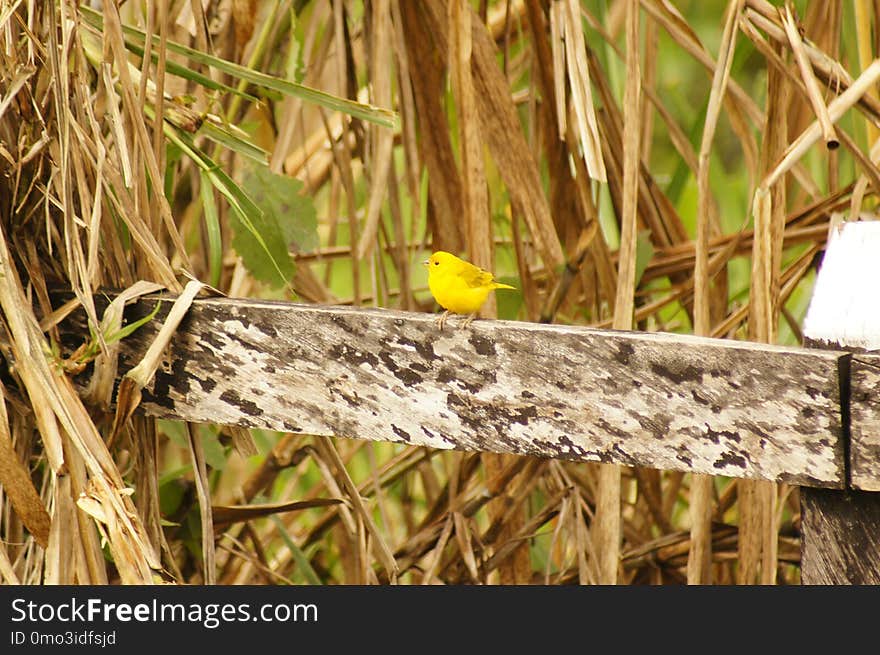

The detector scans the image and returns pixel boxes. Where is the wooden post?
[802,220,880,584]
[800,487,880,583]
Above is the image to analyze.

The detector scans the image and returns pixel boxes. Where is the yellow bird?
[422,251,516,330]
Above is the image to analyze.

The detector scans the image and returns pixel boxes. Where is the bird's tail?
[492,282,516,290]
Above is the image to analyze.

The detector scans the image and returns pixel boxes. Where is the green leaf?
[228,201,296,289]
[159,420,189,450]
[159,478,188,518]
[241,163,318,253]
[200,427,228,471]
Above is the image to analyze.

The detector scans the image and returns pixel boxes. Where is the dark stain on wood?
[219,389,264,418]
[614,341,635,366]
[649,361,704,386]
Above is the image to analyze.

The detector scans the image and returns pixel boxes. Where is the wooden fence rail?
[59,296,851,488]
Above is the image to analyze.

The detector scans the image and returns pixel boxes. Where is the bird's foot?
[435,310,450,331]
[459,313,477,329]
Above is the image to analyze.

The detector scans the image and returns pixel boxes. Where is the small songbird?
[423,251,516,330]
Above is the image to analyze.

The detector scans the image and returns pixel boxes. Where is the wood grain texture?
[801,487,880,583]
[61,296,847,487]
[849,354,880,490]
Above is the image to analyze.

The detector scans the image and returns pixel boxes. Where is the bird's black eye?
[434,261,439,266]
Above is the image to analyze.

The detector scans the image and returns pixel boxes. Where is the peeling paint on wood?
[803,220,880,350]
[57,295,847,488]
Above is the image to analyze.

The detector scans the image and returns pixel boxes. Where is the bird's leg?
[436,310,450,331]
[460,313,477,329]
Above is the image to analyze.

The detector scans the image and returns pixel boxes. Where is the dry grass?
[0,0,877,584]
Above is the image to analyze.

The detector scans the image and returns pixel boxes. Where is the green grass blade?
[199,171,223,288]
[79,5,398,129]
[199,119,269,165]
[270,515,322,585]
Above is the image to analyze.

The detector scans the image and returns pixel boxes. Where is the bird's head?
[422,251,455,270]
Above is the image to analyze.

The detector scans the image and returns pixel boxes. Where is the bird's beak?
[422,259,429,266]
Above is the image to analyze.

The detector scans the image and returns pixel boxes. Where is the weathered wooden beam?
[60,295,846,488]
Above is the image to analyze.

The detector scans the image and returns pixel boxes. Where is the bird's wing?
[460,262,495,288]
